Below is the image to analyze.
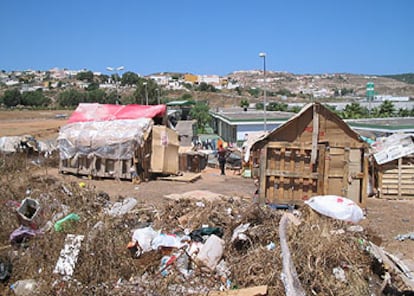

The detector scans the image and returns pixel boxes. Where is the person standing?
[217,144,227,175]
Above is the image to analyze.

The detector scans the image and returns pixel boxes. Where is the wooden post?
[398,157,402,198]
[311,105,319,164]
[259,147,268,204]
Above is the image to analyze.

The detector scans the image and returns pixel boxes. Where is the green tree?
[267,102,288,111]
[76,71,94,82]
[372,100,396,118]
[189,102,211,133]
[240,99,249,108]
[133,79,159,105]
[58,89,84,107]
[121,71,140,86]
[340,102,368,119]
[86,89,108,103]
[86,82,100,91]
[235,87,242,96]
[197,82,217,92]
[2,88,21,107]
[248,88,261,98]
[397,108,411,117]
[289,106,302,113]
[21,90,51,106]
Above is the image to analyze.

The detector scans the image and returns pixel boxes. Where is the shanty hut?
[371,133,414,199]
[251,103,369,207]
[58,103,179,181]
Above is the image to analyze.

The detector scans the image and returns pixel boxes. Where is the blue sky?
[1,0,413,76]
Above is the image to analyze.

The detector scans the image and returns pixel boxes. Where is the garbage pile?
[0,154,413,295]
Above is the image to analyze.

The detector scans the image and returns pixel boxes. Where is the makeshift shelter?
[58,103,179,180]
[372,133,414,199]
[251,103,369,207]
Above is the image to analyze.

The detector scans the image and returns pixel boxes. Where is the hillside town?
[1,68,413,103]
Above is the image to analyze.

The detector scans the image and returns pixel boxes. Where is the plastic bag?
[131,226,159,255]
[304,195,364,223]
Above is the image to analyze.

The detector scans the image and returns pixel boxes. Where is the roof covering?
[67,103,166,124]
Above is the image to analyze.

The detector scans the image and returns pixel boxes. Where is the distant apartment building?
[149,74,170,86]
[184,74,198,84]
[49,68,66,79]
[198,74,220,86]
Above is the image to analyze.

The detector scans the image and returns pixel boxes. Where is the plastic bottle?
[54,213,80,232]
[10,279,38,296]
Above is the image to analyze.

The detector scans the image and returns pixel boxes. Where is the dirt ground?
[1,109,414,277]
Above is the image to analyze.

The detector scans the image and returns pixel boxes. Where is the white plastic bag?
[196,234,225,270]
[131,226,159,253]
[304,195,364,223]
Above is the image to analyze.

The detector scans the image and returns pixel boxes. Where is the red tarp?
[67,103,167,124]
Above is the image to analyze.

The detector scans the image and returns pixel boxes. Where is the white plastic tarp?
[58,118,153,160]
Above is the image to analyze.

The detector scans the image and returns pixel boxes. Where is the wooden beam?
[311,105,318,164]
[259,147,267,204]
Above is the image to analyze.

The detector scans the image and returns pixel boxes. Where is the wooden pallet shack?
[58,103,179,181]
[372,133,414,199]
[250,103,369,207]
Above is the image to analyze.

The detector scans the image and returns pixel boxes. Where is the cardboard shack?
[58,103,179,181]
[372,133,414,199]
[251,103,369,207]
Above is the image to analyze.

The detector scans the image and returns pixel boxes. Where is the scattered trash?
[0,256,12,282]
[151,233,182,250]
[16,198,42,229]
[266,242,276,250]
[267,203,295,211]
[395,232,414,241]
[333,266,347,282]
[195,201,205,207]
[53,234,84,278]
[196,234,225,270]
[105,197,137,216]
[10,279,38,296]
[304,195,364,223]
[61,185,73,196]
[190,227,224,242]
[54,213,80,232]
[128,226,159,258]
[9,225,43,245]
[347,225,364,233]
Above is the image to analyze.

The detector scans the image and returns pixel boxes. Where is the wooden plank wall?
[378,157,414,199]
[259,142,319,204]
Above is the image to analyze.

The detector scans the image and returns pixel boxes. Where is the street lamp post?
[259,52,267,132]
[106,66,124,104]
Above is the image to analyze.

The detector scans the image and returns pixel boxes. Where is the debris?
[304,195,364,223]
[9,226,43,245]
[395,232,414,241]
[333,266,347,282]
[0,256,12,282]
[196,234,225,270]
[127,226,160,258]
[10,279,38,296]
[105,197,137,216]
[190,227,224,243]
[54,213,80,232]
[16,198,42,229]
[279,213,306,296]
[53,234,84,278]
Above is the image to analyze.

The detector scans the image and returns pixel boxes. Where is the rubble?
[0,153,413,295]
